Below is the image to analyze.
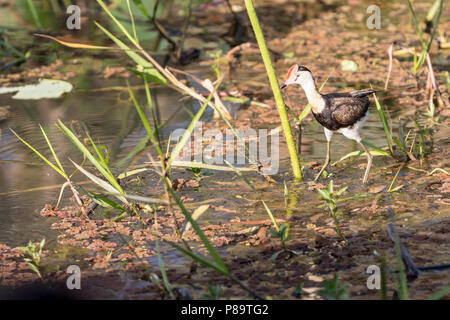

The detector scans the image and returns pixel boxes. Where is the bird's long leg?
[314,140,331,182]
[358,141,373,183]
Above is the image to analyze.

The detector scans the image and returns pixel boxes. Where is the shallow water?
[0,71,406,248]
[0,0,449,300]
[0,78,195,246]
[0,0,443,252]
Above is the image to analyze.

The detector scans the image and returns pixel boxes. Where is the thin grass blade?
[57,120,125,194]
[164,239,229,276]
[10,129,67,178]
[94,21,166,84]
[39,125,66,175]
[170,92,214,163]
[165,181,228,274]
[372,93,394,155]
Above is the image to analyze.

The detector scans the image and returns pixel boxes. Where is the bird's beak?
[280,83,287,90]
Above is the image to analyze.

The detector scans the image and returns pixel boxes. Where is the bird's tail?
[350,89,379,98]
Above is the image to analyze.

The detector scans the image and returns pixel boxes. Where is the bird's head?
[280,64,313,89]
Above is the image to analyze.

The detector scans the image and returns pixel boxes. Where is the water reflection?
[0,82,191,246]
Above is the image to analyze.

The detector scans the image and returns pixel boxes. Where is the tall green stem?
[244,0,302,182]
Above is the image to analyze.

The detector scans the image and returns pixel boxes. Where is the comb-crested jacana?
[280,64,376,183]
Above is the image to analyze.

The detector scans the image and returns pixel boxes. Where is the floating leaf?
[340,60,358,72]
[0,79,72,100]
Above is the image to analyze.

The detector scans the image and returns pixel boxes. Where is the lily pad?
[0,79,73,100]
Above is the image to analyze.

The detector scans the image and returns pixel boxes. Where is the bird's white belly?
[336,113,368,142]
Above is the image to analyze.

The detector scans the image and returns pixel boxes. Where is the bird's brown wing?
[329,96,370,126]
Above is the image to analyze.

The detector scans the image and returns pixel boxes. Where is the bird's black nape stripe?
[297,66,311,73]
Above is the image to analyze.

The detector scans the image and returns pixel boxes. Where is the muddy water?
[0,57,436,249]
[0,71,407,248]
[0,0,433,249]
[0,79,196,246]
[0,0,449,299]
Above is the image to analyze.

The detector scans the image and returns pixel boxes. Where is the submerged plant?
[269,224,292,260]
[371,93,434,162]
[428,285,450,300]
[202,285,222,300]
[318,181,347,241]
[16,239,46,279]
[186,167,211,182]
[388,225,409,300]
[319,274,350,300]
[387,165,405,193]
[292,283,304,298]
[413,121,433,161]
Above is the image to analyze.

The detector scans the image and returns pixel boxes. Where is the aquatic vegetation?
[269,223,291,260]
[318,181,347,241]
[387,165,405,193]
[428,285,450,300]
[413,120,433,162]
[0,79,73,99]
[16,239,46,279]
[202,285,222,300]
[406,0,443,74]
[244,0,302,182]
[371,93,434,162]
[0,32,28,70]
[318,274,349,300]
[186,167,208,182]
[25,0,43,30]
[292,283,304,298]
[128,76,263,297]
[56,120,132,216]
[11,125,84,209]
[1,0,449,301]
[372,92,394,156]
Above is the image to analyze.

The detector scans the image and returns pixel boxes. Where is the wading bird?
[280,64,376,183]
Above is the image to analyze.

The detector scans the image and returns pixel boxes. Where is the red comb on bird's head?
[285,64,299,82]
[281,64,311,90]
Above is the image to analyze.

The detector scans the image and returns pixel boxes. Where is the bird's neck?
[300,77,325,113]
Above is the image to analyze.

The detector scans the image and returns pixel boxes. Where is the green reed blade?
[10,128,67,178]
